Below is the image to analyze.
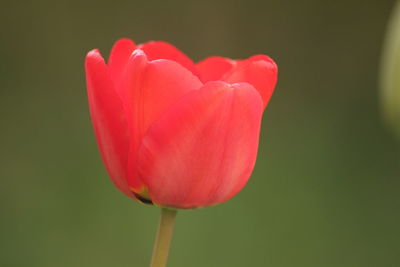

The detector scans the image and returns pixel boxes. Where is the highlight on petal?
[85,50,132,196]
[123,50,203,191]
[138,41,199,76]
[136,81,264,208]
[222,55,278,108]
[196,56,236,83]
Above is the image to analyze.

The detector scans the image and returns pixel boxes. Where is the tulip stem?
[150,208,178,267]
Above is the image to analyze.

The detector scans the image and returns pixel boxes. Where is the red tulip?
[85,38,278,209]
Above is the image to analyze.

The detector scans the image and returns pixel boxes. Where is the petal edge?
[85,49,132,196]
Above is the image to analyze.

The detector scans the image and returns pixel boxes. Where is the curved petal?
[85,50,131,196]
[136,81,264,208]
[124,50,203,191]
[196,56,236,83]
[138,41,199,76]
[108,38,136,93]
[222,55,278,108]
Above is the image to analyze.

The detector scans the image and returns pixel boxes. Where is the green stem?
[150,208,178,267]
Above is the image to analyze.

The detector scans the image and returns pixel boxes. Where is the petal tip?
[127,49,149,67]
[85,49,106,71]
[132,48,147,58]
[115,38,135,45]
[86,49,101,58]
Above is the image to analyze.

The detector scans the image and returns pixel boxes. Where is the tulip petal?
[124,50,203,191]
[222,55,278,108]
[136,81,264,208]
[138,41,198,76]
[196,56,236,83]
[108,38,136,96]
[85,50,132,196]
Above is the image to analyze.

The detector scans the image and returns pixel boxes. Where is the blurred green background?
[1,0,399,266]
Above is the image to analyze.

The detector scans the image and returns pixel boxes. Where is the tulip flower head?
[85,38,278,209]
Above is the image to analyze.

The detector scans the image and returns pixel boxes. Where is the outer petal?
[85,50,131,196]
[136,81,264,208]
[108,38,136,96]
[222,55,278,108]
[138,41,199,76]
[124,50,203,191]
[196,56,236,83]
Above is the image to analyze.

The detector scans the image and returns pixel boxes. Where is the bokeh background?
[1,0,399,266]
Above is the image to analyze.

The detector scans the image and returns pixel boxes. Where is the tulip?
[85,38,277,267]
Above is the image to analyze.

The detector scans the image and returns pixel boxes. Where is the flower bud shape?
[381,1,400,139]
[85,38,278,208]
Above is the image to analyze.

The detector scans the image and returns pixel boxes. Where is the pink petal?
[123,50,203,191]
[138,41,199,76]
[136,81,264,208]
[85,50,132,196]
[222,55,278,108]
[107,38,136,97]
[196,56,236,83]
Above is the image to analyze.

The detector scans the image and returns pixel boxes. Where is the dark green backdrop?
[1,0,399,266]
